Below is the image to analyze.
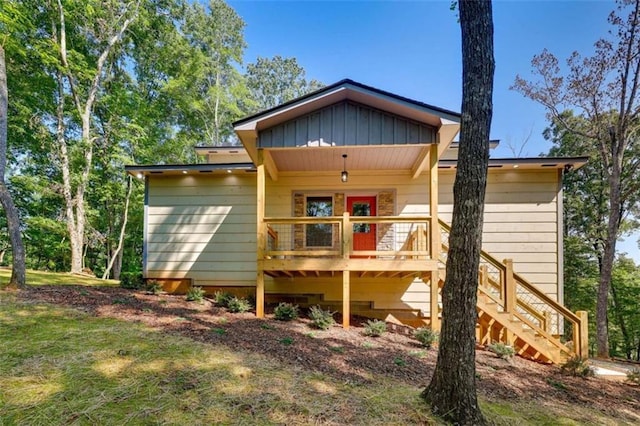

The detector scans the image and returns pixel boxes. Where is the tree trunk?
[0,45,26,289]
[102,175,132,279]
[421,1,494,425]
[596,130,624,358]
[610,276,631,359]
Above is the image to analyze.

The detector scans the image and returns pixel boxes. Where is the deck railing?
[264,214,432,259]
[439,219,589,359]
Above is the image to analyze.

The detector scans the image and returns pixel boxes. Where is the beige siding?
[438,169,559,299]
[146,174,257,286]
[143,167,561,314]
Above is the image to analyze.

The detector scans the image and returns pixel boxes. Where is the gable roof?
[233,78,460,130]
[233,79,462,167]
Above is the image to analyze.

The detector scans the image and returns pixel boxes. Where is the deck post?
[503,259,516,345]
[342,212,351,328]
[504,259,515,314]
[428,144,440,261]
[576,310,589,359]
[342,270,350,329]
[430,270,440,331]
[256,150,266,318]
[428,144,440,331]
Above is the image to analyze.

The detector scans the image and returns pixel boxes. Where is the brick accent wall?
[377,190,395,250]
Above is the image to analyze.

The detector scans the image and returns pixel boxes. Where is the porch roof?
[233,79,462,173]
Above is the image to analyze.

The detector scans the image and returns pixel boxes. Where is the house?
[126,79,589,363]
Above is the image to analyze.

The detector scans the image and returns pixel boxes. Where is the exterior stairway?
[438,220,589,364]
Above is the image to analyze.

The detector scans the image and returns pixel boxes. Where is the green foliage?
[328,345,344,353]
[308,305,335,330]
[145,279,163,295]
[186,286,205,303]
[273,302,299,321]
[560,356,595,378]
[245,55,323,112]
[626,368,640,385]
[393,357,407,367]
[120,272,143,290]
[279,337,294,346]
[363,319,387,337]
[211,328,226,336]
[487,342,515,360]
[413,327,438,348]
[226,297,251,313]
[213,291,233,307]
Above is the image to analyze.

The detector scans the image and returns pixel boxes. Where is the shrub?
[363,319,387,337]
[487,342,515,360]
[120,272,143,289]
[213,291,233,307]
[227,297,252,313]
[560,356,595,377]
[186,286,205,303]
[627,368,640,385]
[274,302,299,321]
[145,279,163,295]
[413,327,438,348]
[308,305,335,330]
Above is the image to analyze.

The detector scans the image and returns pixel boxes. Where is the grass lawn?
[2,289,634,425]
[0,267,119,287]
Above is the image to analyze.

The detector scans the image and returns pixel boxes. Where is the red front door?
[347,196,377,253]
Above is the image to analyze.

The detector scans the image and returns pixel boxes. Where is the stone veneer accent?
[377,191,395,251]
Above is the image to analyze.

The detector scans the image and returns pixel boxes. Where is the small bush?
[413,327,438,348]
[626,368,640,385]
[274,302,299,321]
[186,286,205,303]
[213,291,233,307]
[308,305,335,330]
[363,319,387,337]
[120,272,143,289]
[487,342,515,360]
[560,356,595,377]
[227,297,252,313]
[145,279,163,295]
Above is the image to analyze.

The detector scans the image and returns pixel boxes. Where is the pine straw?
[2,287,639,425]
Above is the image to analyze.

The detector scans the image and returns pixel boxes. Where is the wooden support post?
[480,264,488,289]
[256,150,266,318]
[576,310,589,359]
[544,311,553,334]
[342,270,350,329]
[504,259,515,314]
[256,270,265,318]
[342,212,352,259]
[428,144,440,261]
[430,269,440,331]
[503,259,516,346]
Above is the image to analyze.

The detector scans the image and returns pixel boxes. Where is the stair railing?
[439,219,588,359]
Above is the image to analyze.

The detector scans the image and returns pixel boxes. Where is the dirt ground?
[19,285,640,423]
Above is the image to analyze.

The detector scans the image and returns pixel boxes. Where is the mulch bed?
[17,285,640,422]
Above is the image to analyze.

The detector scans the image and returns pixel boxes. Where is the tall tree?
[0,2,28,288]
[49,0,141,274]
[245,55,323,112]
[421,1,494,424]
[513,0,640,357]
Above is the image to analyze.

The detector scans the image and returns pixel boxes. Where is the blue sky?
[227,0,639,261]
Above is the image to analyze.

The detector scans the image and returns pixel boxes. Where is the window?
[306,196,333,247]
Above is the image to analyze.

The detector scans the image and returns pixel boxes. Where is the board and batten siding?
[146,174,257,286]
[258,101,437,148]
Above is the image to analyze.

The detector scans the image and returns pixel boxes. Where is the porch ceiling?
[267,145,426,173]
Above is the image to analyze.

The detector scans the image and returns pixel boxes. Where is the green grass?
[0,267,119,287]
[0,296,436,424]
[0,274,635,425]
